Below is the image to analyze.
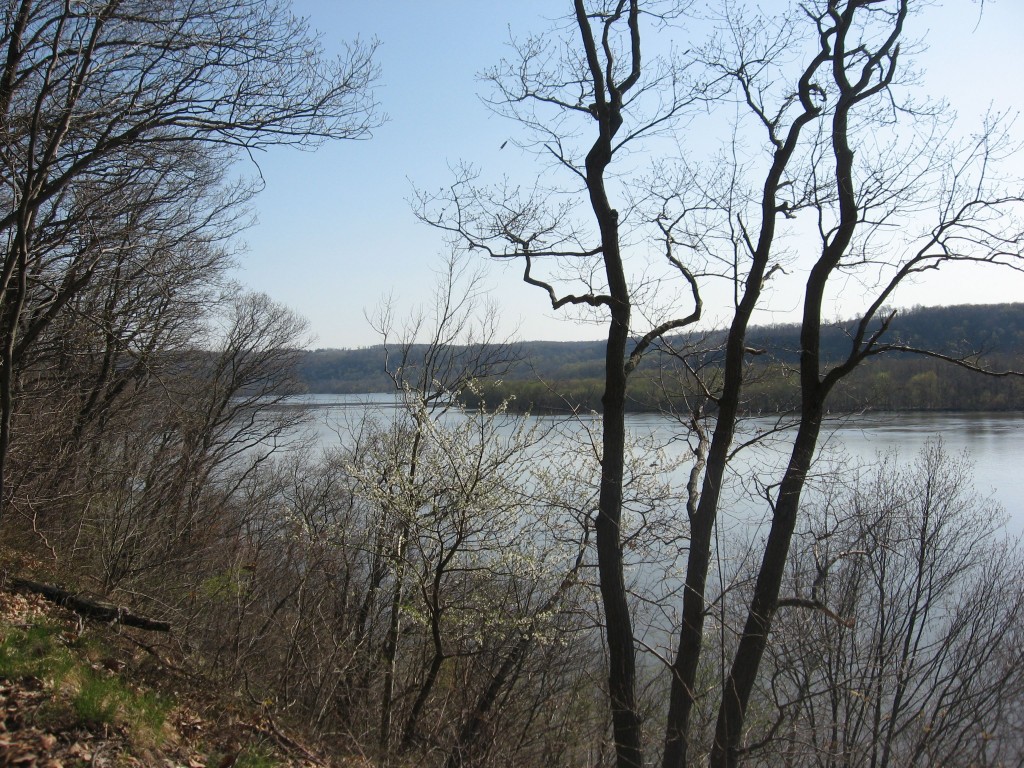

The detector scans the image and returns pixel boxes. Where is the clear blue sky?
[237,1,1024,350]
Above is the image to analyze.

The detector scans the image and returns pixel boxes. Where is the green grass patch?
[235,746,279,768]
[72,667,172,742]
[129,688,171,732]
[208,744,279,768]
[0,622,75,681]
[73,672,123,726]
[0,617,171,743]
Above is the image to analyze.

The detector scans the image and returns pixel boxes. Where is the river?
[284,396,1024,657]
[289,395,1024,533]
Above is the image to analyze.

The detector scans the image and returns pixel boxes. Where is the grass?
[206,743,279,768]
[0,604,290,765]
[234,745,279,768]
[0,621,74,681]
[73,672,124,726]
[0,618,171,743]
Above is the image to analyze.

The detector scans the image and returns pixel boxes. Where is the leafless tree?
[759,443,1024,767]
[48,288,310,593]
[315,254,600,766]
[416,4,706,763]
[686,5,1023,765]
[0,0,380,518]
[415,2,1024,767]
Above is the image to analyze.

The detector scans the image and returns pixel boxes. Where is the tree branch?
[11,577,171,632]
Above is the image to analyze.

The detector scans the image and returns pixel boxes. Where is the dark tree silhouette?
[0,0,380,519]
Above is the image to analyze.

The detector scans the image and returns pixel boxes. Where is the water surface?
[293,395,1024,531]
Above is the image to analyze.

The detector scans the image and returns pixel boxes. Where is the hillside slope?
[0,578,345,768]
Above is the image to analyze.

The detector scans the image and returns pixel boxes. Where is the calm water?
[292,395,1024,531]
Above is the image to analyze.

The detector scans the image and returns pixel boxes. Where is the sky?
[236,1,1024,350]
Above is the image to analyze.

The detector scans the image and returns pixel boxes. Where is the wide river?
[292,394,1024,533]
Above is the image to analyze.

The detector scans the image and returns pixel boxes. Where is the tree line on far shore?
[300,303,1024,413]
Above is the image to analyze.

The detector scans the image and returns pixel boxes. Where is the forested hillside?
[300,303,1024,412]
[5,3,1024,767]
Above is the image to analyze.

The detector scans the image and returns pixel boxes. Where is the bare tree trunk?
[661,37,828,765]
[595,300,642,768]
[0,0,31,522]
[574,2,644,762]
[708,4,900,746]
[710,412,822,768]
[445,636,529,768]
[0,225,29,525]
[661,272,762,768]
[584,84,643,768]
[401,541,458,749]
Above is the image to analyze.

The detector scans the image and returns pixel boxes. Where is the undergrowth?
[0,618,171,744]
[0,591,316,766]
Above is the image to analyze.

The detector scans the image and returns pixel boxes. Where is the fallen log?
[10,577,171,633]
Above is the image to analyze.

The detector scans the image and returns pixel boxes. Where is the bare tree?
[319,254,601,766]
[0,0,380,517]
[761,443,1024,767]
[416,2,1024,767]
[417,4,705,763]
[686,5,1022,765]
[53,288,310,594]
